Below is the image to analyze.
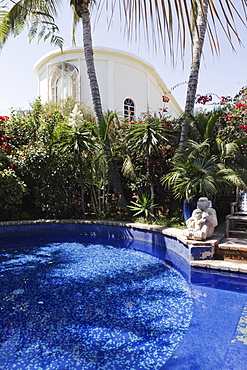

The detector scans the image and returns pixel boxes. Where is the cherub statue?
[183,197,218,240]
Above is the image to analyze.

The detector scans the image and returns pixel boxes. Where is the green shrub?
[0,167,26,220]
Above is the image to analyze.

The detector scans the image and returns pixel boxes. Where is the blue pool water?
[0,224,247,369]
[0,234,193,370]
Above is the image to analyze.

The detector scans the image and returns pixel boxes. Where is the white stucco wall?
[33,47,182,119]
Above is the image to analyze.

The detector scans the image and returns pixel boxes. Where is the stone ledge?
[191,259,247,273]
[0,218,225,245]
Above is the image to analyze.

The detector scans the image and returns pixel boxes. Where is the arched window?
[124,98,135,120]
[50,62,79,102]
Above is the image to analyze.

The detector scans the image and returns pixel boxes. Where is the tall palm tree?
[179,0,209,149]
[70,1,128,207]
[178,0,247,148]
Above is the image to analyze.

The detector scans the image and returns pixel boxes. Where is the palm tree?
[178,0,247,148]
[161,110,247,204]
[179,0,209,149]
[161,140,246,202]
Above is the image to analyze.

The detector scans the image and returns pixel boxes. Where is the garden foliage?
[0,92,246,223]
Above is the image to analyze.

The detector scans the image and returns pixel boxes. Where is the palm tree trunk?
[179,0,209,150]
[80,5,103,121]
[78,152,86,218]
[104,139,127,208]
[73,1,127,209]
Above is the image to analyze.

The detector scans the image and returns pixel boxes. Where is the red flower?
[196,95,212,105]
[224,113,232,121]
[240,124,247,132]
[235,103,247,110]
[0,116,9,122]
[1,144,6,148]
[46,115,52,118]
[1,135,7,142]
[9,164,15,168]
[220,96,227,103]
[162,96,170,103]
[5,147,11,153]
[0,127,4,130]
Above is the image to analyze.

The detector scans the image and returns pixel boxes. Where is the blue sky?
[0,3,246,115]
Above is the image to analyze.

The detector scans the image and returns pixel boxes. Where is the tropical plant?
[161,139,246,202]
[125,116,173,212]
[128,193,158,221]
[161,109,247,203]
[57,104,97,217]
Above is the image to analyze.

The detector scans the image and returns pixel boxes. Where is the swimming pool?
[0,221,247,369]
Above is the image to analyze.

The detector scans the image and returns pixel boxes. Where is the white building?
[33,47,182,120]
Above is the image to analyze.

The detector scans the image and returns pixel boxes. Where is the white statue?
[183,197,218,240]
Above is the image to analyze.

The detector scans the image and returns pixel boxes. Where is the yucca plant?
[128,193,159,220]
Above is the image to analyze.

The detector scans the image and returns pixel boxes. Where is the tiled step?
[191,259,247,273]
[216,234,247,260]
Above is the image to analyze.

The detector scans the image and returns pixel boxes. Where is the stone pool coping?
[0,218,235,268]
[0,218,224,244]
[1,218,247,273]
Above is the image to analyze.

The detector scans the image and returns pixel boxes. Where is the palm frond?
[0,0,63,47]
[71,3,81,46]
[0,2,10,43]
[111,0,247,63]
